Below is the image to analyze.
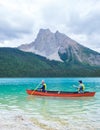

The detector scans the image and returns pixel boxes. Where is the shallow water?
[0,78,100,130]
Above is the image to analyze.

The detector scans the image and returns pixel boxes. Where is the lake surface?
[0,78,100,130]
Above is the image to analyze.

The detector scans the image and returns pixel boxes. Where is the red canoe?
[26,90,95,97]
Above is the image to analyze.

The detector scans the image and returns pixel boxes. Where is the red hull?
[26,90,95,97]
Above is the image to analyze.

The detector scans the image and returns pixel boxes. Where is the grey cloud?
[0,5,34,41]
[67,11,100,35]
[42,1,68,25]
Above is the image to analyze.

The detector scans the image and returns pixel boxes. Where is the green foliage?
[0,48,100,77]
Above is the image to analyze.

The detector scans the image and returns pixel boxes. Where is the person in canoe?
[78,80,85,93]
[38,80,47,92]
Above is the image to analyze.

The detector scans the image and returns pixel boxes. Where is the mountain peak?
[39,28,51,34]
[55,30,60,34]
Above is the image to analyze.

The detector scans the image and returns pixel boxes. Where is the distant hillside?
[0,48,100,77]
[18,29,100,66]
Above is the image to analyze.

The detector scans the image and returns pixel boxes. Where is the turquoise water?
[0,78,100,130]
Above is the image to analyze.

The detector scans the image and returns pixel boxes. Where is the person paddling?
[39,80,47,92]
[78,80,85,93]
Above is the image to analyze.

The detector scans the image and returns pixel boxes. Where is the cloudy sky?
[0,0,100,52]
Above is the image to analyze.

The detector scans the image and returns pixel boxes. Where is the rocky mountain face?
[18,29,100,66]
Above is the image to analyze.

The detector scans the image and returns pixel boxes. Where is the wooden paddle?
[31,82,41,95]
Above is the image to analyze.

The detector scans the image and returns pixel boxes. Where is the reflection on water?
[26,95,96,115]
[25,95,100,130]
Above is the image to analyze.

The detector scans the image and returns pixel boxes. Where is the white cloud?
[0,0,100,52]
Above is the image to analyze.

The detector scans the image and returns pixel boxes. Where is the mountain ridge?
[18,29,100,66]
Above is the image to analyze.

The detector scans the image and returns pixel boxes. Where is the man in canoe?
[39,80,47,92]
[78,80,85,93]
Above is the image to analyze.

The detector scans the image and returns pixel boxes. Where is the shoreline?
[0,110,100,130]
